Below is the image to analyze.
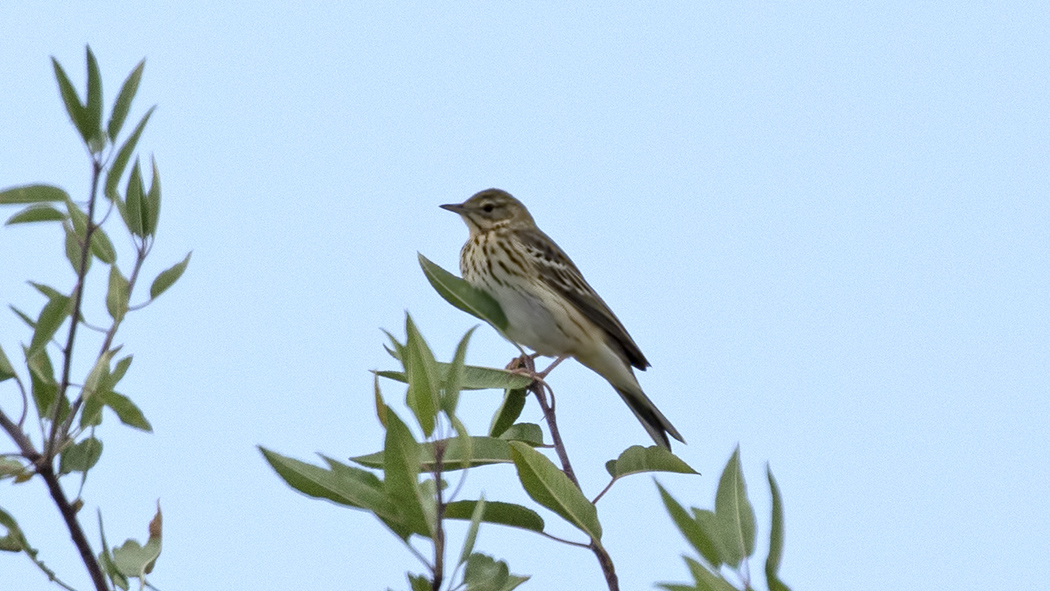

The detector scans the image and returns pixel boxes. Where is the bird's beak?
[440,203,466,214]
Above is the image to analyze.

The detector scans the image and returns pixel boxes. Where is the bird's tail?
[614,385,686,450]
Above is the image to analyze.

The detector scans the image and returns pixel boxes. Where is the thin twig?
[517,355,620,591]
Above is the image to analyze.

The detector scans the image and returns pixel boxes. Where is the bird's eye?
[482,203,495,213]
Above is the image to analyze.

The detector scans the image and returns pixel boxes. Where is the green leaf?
[108,59,144,141]
[381,328,405,360]
[149,252,191,300]
[105,106,154,200]
[103,392,152,432]
[351,436,514,472]
[418,253,508,331]
[0,184,69,204]
[445,500,545,534]
[112,504,162,578]
[605,445,699,479]
[109,355,133,387]
[0,507,32,553]
[145,158,161,236]
[457,496,486,569]
[98,511,129,590]
[123,160,145,236]
[59,437,103,474]
[107,265,130,322]
[408,573,430,591]
[442,326,476,415]
[508,442,601,542]
[64,225,90,274]
[11,306,35,329]
[656,481,723,568]
[765,465,792,591]
[84,46,104,151]
[489,387,528,437]
[91,227,117,264]
[497,423,545,445]
[65,196,88,237]
[382,411,432,538]
[5,204,66,225]
[51,56,91,145]
[464,553,509,591]
[26,347,61,420]
[403,314,439,436]
[714,446,756,566]
[29,282,64,301]
[683,556,739,591]
[29,291,71,355]
[259,448,412,534]
[377,364,530,392]
[0,344,15,383]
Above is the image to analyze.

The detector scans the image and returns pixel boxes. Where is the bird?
[440,188,684,449]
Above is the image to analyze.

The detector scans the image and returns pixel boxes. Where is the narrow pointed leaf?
[374,373,388,428]
[383,411,431,537]
[378,364,530,392]
[123,160,144,235]
[418,253,508,331]
[351,436,513,471]
[90,227,116,264]
[108,355,133,388]
[457,496,486,568]
[684,556,739,591]
[441,326,476,415]
[64,225,91,274]
[0,345,15,382]
[107,265,130,321]
[445,500,544,534]
[149,251,191,299]
[509,442,601,542]
[0,184,69,204]
[103,392,152,432]
[259,448,409,533]
[84,47,104,150]
[52,57,91,143]
[656,481,723,568]
[489,387,528,437]
[403,314,439,436]
[714,447,756,566]
[765,466,792,591]
[104,106,154,200]
[606,445,699,479]
[29,292,71,355]
[145,158,161,235]
[108,59,144,141]
[5,204,66,225]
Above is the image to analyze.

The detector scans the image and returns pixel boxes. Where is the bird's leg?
[536,355,568,378]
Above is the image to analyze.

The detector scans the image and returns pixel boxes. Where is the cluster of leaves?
[265,257,770,591]
[0,47,187,591]
[657,448,789,591]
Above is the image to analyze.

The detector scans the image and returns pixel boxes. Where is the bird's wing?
[517,228,651,370]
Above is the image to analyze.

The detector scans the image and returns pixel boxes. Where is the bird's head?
[441,188,535,235]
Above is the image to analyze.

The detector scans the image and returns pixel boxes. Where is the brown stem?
[523,358,619,591]
[47,157,104,457]
[431,439,446,591]
[38,463,108,591]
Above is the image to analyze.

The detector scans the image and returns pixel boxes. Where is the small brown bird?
[441,189,684,449]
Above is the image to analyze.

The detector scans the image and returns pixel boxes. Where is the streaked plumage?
[440,188,684,449]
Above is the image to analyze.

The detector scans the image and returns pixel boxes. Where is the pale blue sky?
[1,3,1048,590]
